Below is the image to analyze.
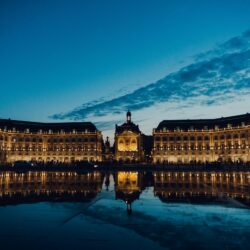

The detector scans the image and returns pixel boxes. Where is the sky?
[1,0,250,137]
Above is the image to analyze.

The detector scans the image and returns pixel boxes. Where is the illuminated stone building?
[152,114,250,163]
[1,113,250,165]
[114,111,146,162]
[0,119,103,163]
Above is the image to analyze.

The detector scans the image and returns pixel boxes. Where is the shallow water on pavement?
[0,170,250,249]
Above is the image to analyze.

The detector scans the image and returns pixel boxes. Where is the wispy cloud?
[51,29,250,133]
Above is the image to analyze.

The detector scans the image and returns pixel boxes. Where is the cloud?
[194,29,250,61]
[51,29,250,134]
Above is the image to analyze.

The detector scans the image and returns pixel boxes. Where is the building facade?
[114,111,144,162]
[152,114,250,163]
[0,119,103,163]
[0,113,250,165]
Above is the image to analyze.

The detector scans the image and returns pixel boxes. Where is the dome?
[127,110,131,117]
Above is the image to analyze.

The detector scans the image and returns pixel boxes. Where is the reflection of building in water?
[1,170,250,208]
[0,171,104,205]
[114,171,145,214]
[152,114,250,163]
[153,171,250,206]
[0,119,103,163]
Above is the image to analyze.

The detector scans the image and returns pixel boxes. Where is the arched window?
[119,139,124,144]
[240,133,246,138]
[233,134,238,139]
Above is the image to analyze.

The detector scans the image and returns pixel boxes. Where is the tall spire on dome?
[126,110,131,123]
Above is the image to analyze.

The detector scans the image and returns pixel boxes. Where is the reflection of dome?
[116,190,141,204]
[116,190,141,215]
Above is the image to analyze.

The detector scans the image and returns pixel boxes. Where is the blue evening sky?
[1,0,250,122]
